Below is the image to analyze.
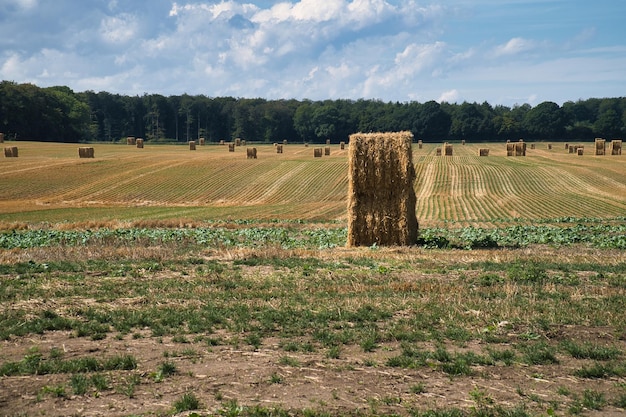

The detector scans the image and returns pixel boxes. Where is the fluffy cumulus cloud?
[0,0,625,104]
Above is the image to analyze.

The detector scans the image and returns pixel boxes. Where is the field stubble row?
[1,141,625,226]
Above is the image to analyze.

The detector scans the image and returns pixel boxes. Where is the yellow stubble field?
[0,140,624,227]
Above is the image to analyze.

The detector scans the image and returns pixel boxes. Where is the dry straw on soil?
[314,148,323,158]
[479,148,490,156]
[4,146,18,157]
[347,131,418,247]
[595,138,606,155]
[78,147,94,158]
[325,147,331,156]
[246,148,257,159]
[612,139,622,155]
[189,141,196,150]
[136,138,144,148]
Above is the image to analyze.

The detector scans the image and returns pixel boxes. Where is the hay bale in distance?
[326,139,331,145]
[515,141,526,156]
[126,136,135,145]
[506,143,515,156]
[347,131,418,247]
[78,147,94,158]
[530,144,535,149]
[479,148,489,156]
[548,144,552,150]
[276,144,283,154]
[219,140,225,146]
[611,139,622,155]
[283,139,288,146]
[340,141,345,150]
[595,138,606,155]
[418,140,423,149]
[136,138,144,148]
[577,147,584,156]
[4,146,18,157]
[235,138,241,147]
[189,141,196,150]
[246,147,257,159]
[199,137,205,146]
[444,143,453,156]
[228,143,235,152]
[324,147,331,156]
[314,148,323,158]
[435,147,442,156]
[0,133,4,143]
[461,140,466,146]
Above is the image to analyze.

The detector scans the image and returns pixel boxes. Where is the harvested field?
[0,141,624,227]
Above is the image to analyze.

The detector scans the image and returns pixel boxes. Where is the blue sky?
[1,0,625,106]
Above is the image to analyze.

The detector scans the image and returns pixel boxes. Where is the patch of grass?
[560,339,622,360]
[70,374,89,395]
[574,362,626,378]
[520,342,559,365]
[173,392,201,413]
[581,389,606,410]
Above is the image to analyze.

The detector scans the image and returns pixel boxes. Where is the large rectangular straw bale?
[611,139,622,155]
[78,147,94,158]
[283,139,288,145]
[246,147,257,159]
[506,143,515,156]
[324,147,331,156]
[228,143,235,152]
[577,147,584,156]
[435,148,442,156]
[235,138,241,146]
[479,148,489,156]
[199,138,205,146]
[0,133,4,143]
[515,142,526,156]
[276,144,283,154]
[418,140,423,149]
[444,143,453,156]
[326,139,331,145]
[548,144,552,150]
[569,145,575,154]
[136,138,144,148]
[127,136,135,145]
[595,138,605,155]
[347,131,418,247]
[314,148,322,157]
[340,141,345,150]
[189,141,196,150]
[219,140,225,145]
[4,146,18,157]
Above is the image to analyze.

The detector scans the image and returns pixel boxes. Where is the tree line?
[1,80,624,143]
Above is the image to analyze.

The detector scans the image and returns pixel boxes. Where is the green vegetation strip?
[1,218,625,249]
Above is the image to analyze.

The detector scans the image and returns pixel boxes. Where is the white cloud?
[100,13,138,44]
[438,89,459,103]
[493,37,535,56]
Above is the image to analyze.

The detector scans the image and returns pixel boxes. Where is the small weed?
[174,392,201,413]
[326,346,341,359]
[70,374,89,395]
[520,342,559,365]
[278,356,300,367]
[410,383,426,394]
[581,389,605,410]
[269,372,283,384]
